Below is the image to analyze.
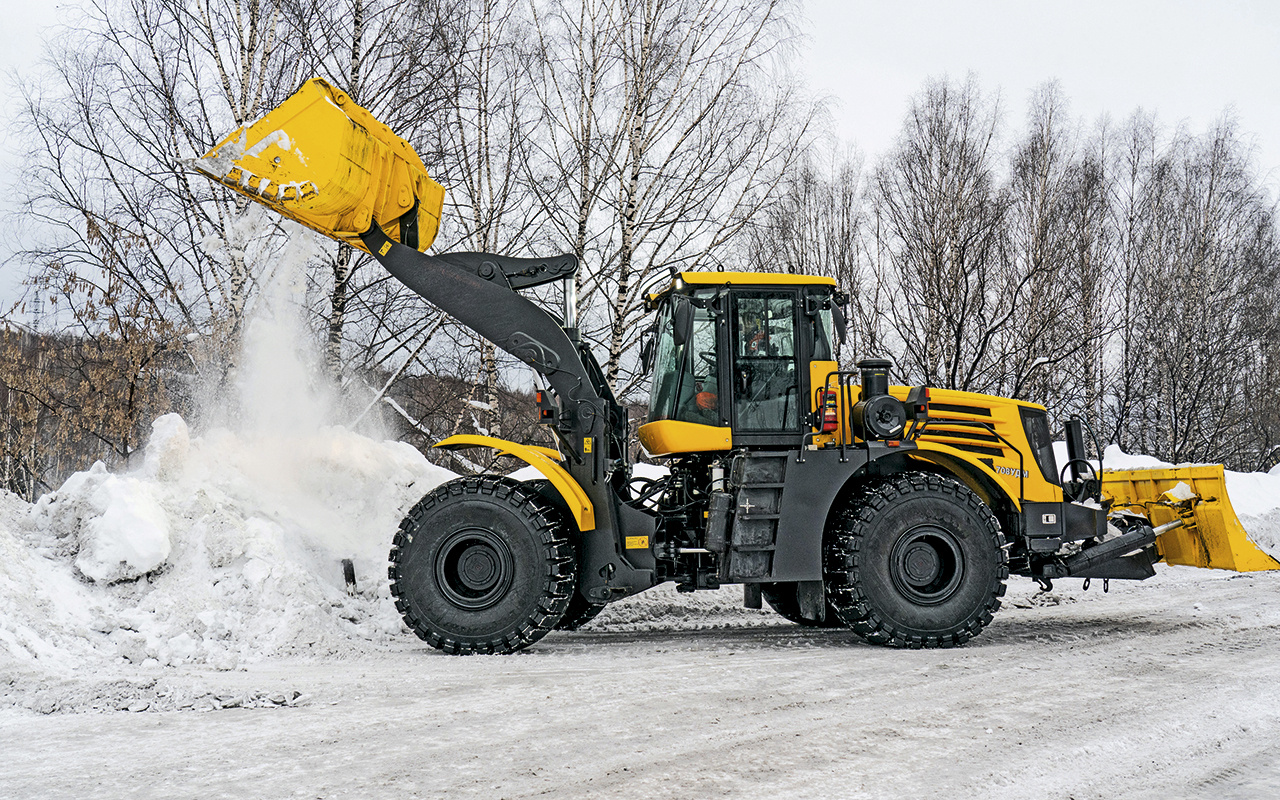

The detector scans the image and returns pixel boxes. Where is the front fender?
[908,440,1023,511]
[433,434,595,531]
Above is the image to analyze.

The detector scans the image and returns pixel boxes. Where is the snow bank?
[0,224,458,679]
[0,417,454,675]
[1099,444,1173,470]
[1223,470,1280,561]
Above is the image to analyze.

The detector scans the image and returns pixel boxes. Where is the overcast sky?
[803,0,1280,187]
[1,0,1278,248]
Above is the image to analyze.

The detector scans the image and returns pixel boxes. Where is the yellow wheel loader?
[193,78,1279,654]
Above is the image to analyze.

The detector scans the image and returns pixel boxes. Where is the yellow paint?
[625,536,650,550]
[910,443,1025,510]
[433,434,594,531]
[677,271,837,286]
[638,419,732,457]
[649,271,839,302]
[192,77,444,256]
[1104,465,1280,572]
[526,445,563,461]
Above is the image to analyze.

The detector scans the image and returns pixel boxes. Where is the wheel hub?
[436,528,515,610]
[890,525,965,605]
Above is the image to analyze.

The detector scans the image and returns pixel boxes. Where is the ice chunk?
[74,476,171,583]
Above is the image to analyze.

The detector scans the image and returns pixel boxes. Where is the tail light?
[820,388,839,433]
[536,390,556,423]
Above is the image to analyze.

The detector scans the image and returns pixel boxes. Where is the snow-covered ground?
[2,569,1279,799]
[2,423,1278,800]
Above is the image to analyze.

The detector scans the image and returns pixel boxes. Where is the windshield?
[647,293,720,426]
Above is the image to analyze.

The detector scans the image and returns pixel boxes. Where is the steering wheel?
[698,351,716,366]
[1059,458,1099,503]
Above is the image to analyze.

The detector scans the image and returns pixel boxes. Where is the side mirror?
[672,296,694,347]
[639,329,656,372]
[831,302,848,345]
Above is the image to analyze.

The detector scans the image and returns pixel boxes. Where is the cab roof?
[650,271,838,302]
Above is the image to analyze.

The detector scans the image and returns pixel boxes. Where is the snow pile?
[1098,444,1176,471]
[0,415,453,674]
[63,468,171,584]
[0,223,457,678]
[1222,469,1280,560]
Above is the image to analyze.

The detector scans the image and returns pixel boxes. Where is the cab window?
[732,292,799,431]
[647,294,721,426]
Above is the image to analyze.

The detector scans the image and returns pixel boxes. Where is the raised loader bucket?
[191,77,444,255]
[1103,465,1280,572]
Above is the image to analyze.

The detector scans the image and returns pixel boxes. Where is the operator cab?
[640,272,844,456]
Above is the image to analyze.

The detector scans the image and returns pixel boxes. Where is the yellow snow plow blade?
[1103,465,1280,572]
[191,77,444,255]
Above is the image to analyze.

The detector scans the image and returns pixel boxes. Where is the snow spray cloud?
[234,220,331,435]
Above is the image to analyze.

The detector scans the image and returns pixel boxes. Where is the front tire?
[389,476,576,654]
[824,472,1008,648]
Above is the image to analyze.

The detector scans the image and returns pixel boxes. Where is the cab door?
[729,290,804,444]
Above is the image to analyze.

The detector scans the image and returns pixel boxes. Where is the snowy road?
[3,567,1279,800]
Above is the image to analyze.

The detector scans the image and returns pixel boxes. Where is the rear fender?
[433,435,594,531]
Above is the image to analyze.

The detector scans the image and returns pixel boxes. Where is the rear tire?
[760,583,844,628]
[389,476,576,654]
[824,472,1007,648]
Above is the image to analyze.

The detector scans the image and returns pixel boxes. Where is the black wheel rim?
[889,525,965,605]
[435,528,515,610]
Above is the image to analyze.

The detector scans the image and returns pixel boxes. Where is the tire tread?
[388,475,575,655]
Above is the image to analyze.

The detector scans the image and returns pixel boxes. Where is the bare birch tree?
[523,0,818,398]
[872,76,1011,392]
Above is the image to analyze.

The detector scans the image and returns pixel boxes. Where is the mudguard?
[909,440,1029,509]
[434,435,595,531]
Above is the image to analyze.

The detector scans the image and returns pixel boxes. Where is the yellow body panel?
[192,77,444,255]
[908,443,1028,510]
[914,388,1060,504]
[808,373,1061,506]
[433,434,594,531]
[638,420,732,457]
[1103,465,1279,571]
[650,272,837,303]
